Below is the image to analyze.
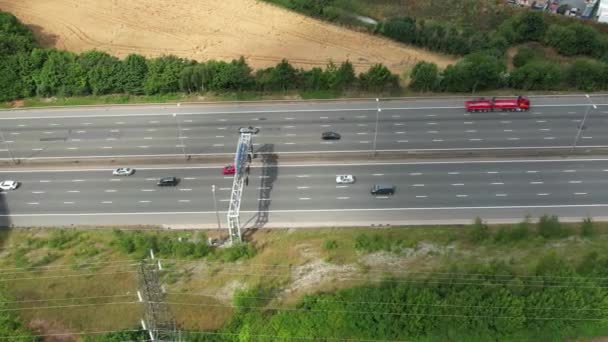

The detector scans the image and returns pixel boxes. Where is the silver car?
[0,180,19,191]
[112,167,135,176]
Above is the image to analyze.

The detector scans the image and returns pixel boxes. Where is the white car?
[112,168,135,176]
[0,180,19,191]
[336,175,355,184]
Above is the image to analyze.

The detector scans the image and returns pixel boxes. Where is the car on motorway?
[0,180,19,191]
[336,175,355,184]
[157,177,179,186]
[322,131,341,140]
[112,167,135,176]
[239,126,260,134]
[223,165,236,175]
[371,184,395,195]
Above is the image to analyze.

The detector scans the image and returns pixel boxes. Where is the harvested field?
[0,0,456,73]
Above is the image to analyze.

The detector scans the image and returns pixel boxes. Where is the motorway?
[1,159,608,227]
[0,94,607,160]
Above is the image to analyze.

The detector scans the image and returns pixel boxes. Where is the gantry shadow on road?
[0,187,12,229]
[243,144,277,238]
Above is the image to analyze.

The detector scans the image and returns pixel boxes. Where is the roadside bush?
[512,46,539,68]
[213,243,256,262]
[233,285,272,312]
[566,59,608,91]
[440,52,507,92]
[47,230,81,250]
[469,217,490,243]
[510,61,563,90]
[355,233,387,252]
[580,217,594,237]
[358,64,399,91]
[494,219,530,244]
[537,214,566,239]
[323,239,338,251]
[409,61,439,92]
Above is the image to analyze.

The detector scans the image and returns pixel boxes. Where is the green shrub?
[537,215,566,239]
[469,217,490,243]
[233,286,272,312]
[580,217,594,237]
[355,233,387,252]
[213,243,256,262]
[47,230,80,250]
[494,219,530,243]
[323,239,338,251]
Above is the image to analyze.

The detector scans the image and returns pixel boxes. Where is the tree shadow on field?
[27,24,59,48]
[243,144,277,240]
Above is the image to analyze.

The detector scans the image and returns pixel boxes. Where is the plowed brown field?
[0,0,456,73]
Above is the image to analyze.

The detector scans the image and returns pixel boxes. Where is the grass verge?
[0,218,606,336]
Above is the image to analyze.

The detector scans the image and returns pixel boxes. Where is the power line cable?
[0,270,137,282]
[165,292,607,312]
[160,301,606,321]
[0,329,143,340]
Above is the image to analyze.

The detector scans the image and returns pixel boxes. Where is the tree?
[409,61,439,92]
[255,59,298,92]
[379,17,417,44]
[35,49,87,96]
[566,59,607,91]
[510,61,563,90]
[327,61,355,91]
[0,12,35,57]
[440,52,506,92]
[78,50,123,95]
[209,57,254,91]
[358,64,399,91]
[515,11,546,42]
[143,55,188,94]
[544,24,599,57]
[0,55,23,101]
[119,54,148,94]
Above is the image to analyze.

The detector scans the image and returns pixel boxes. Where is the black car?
[371,184,396,195]
[322,131,341,140]
[157,176,179,186]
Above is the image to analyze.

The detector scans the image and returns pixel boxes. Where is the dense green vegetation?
[90,216,608,341]
[0,285,33,341]
[111,230,256,262]
[0,11,399,104]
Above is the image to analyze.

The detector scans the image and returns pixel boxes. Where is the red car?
[222,164,235,175]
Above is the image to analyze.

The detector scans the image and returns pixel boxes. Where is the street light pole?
[212,185,221,235]
[0,128,16,165]
[572,94,596,150]
[372,98,381,158]
[172,113,187,160]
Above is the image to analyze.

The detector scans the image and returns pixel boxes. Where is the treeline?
[0,11,399,103]
[380,11,608,59]
[408,12,608,93]
[410,50,608,93]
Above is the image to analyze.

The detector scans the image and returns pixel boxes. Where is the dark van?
[371,184,395,195]
[157,176,179,186]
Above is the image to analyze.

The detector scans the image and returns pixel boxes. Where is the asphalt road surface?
[0,95,607,160]
[1,158,607,227]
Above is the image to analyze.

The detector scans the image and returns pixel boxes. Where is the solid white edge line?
[6,158,608,173]
[9,203,608,216]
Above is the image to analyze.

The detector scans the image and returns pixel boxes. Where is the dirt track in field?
[0,0,456,73]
